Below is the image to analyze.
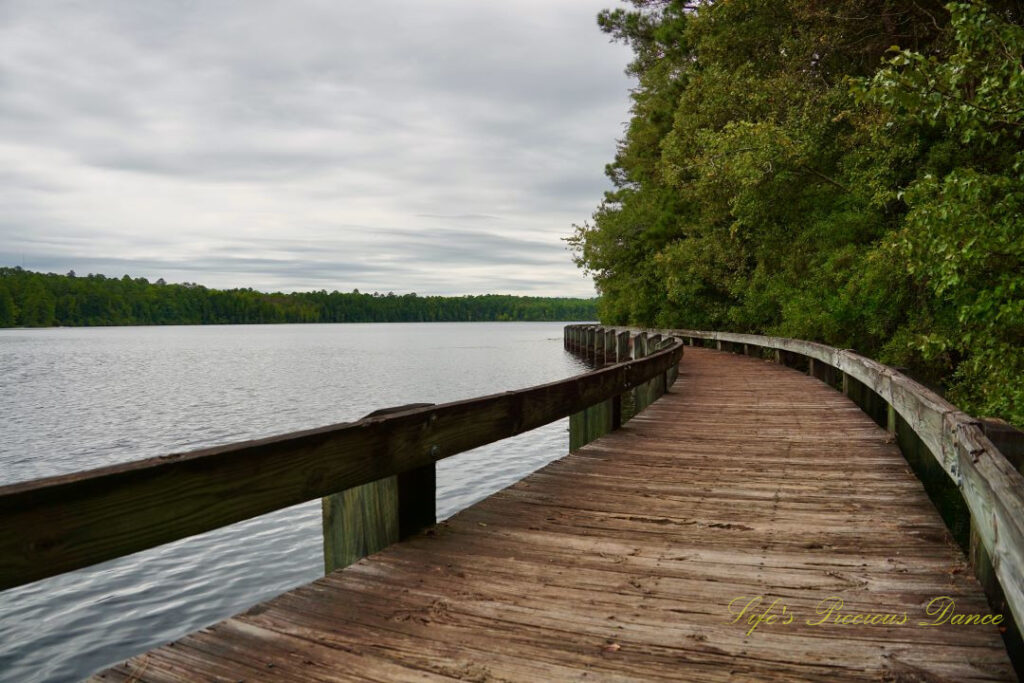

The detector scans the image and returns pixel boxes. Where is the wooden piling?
[633,332,650,414]
[616,331,630,363]
[322,403,436,574]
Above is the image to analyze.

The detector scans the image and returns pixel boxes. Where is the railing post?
[633,332,649,414]
[570,393,613,451]
[594,326,605,366]
[605,329,616,364]
[648,334,664,400]
[616,331,630,363]
[662,337,679,389]
[322,403,436,574]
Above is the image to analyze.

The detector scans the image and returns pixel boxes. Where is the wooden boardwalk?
[95,348,1014,681]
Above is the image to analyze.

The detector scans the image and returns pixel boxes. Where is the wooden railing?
[0,330,684,590]
[619,325,1024,656]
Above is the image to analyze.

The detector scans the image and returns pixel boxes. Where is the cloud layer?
[0,1,632,295]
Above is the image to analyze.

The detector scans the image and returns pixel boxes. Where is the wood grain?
[93,347,1014,681]
[663,326,1024,641]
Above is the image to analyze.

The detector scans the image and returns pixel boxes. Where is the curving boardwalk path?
[94,348,1014,681]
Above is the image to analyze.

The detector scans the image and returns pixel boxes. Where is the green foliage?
[0,268,597,327]
[571,0,1023,424]
[854,3,1024,421]
[19,278,56,327]
[0,282,15,327]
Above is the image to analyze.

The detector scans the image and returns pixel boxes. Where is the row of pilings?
[562,324,681,450]
[563,324,677,369]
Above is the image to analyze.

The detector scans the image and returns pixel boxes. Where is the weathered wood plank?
[665,326,1024,640]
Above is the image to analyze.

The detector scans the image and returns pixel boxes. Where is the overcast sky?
[0,1,633,296]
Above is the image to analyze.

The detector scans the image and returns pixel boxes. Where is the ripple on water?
[0,322,590,682]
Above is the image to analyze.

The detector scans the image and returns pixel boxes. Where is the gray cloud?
[0,0,631,296]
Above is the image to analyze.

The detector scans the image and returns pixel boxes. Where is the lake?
[0,322,590,682]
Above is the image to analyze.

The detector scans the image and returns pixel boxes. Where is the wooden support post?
[611,330,633,424]
[842,371,849,396]
[663,337,680,388]
[808,358,815,378]
[887,404,897,435]
[633,333,649,414]
[634,332,648,361]
[322,403,436,574]
[397,464,435,540]
[589,398,613,442]
[322,477,397,575]
[569,409,585,450]
[663,355,671,393]
[616,331,630,363]
[648,335,664,400]
[605,329,616,364]
[570,395,613,450]
[716,339,723,351]
[569,328,617,448]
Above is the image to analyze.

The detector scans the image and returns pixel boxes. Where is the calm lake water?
[0,322,590,682]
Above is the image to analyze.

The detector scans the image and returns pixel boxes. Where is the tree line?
[0,267,597,326]
[570,1,1022,425]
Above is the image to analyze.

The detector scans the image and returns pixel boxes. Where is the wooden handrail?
[0,334,683,590]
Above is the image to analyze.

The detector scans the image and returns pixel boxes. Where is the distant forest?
[0,267,597,326]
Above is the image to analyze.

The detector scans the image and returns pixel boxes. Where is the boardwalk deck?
[94,348,1015,681]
